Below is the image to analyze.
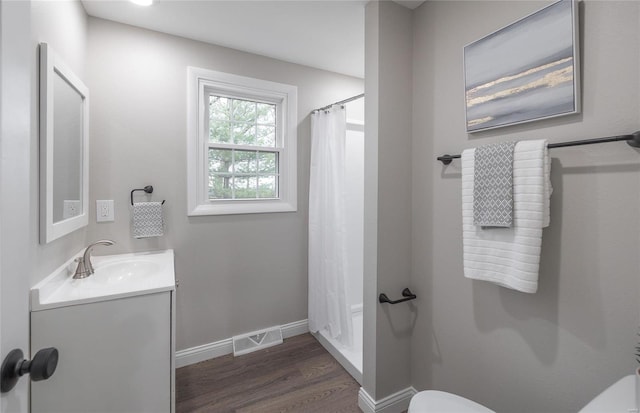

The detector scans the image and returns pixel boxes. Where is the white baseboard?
[281,319,309,338]
[358,386,417,413]
[175,337,233,368]
[175,319,309,368]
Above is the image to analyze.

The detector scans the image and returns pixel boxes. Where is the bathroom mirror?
[39,43,89,244]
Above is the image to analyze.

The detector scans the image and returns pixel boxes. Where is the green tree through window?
[207,96,278,200]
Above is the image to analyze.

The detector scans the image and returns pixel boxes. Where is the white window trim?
[187,67,297,216]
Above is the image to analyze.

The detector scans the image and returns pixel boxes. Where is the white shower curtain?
[308,105,353,348]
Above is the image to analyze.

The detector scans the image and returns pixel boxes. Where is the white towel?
[462,140,552,293]
[132,202,164,239]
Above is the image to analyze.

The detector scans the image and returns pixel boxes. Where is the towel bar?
[437,131,640,165]
[379,288,417,304]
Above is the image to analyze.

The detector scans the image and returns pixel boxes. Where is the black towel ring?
[130,185,166,206]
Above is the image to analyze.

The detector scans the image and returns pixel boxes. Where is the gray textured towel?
[473,141,517,227]
[132,202,164,238]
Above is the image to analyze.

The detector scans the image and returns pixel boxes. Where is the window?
[187,67,297,215]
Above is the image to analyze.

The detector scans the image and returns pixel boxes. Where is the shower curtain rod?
[312,93,364,113]
[436,131,640,165]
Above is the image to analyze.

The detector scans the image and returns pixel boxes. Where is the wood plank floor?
[176,334,361,413]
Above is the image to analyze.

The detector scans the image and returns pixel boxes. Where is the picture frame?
[464,0,580,133]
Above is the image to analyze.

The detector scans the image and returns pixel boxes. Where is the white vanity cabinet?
[30,250,176,413]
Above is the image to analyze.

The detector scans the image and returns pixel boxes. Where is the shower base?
[312,309,363,385]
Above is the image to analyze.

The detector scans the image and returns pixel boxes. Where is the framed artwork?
[464,0,580,132]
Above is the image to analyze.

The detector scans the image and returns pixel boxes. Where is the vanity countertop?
[31,249,175,311]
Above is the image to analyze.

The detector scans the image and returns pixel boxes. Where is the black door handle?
[1,347,58,393]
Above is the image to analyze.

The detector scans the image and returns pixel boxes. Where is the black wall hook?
[379,288,417,305]
[130,185,165,205]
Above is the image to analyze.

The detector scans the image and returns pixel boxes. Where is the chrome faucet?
[73,240,115,279]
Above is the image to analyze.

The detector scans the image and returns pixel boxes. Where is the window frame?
[187,67,297,216]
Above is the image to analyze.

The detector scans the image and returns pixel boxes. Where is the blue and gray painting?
[464,0,576,132]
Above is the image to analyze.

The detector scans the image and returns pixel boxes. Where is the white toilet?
[408,390,495,413]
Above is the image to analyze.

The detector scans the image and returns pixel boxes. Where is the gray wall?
[30,0,88,286]
[363,1,380,397]
[85,18,364,351]
[364,0,414,400]
[410,1,640,411]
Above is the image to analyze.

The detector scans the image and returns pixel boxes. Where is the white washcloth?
[132,202,164,239]
[462,139,552,293]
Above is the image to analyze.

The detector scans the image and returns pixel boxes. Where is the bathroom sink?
[91,259,161,285]
[31,250,175,310]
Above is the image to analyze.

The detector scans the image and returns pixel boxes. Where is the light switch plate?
[96,200,114,222]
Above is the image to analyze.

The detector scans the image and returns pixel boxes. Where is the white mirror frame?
[39,43,89,244]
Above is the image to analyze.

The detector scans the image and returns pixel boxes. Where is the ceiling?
[81,0,425,79]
